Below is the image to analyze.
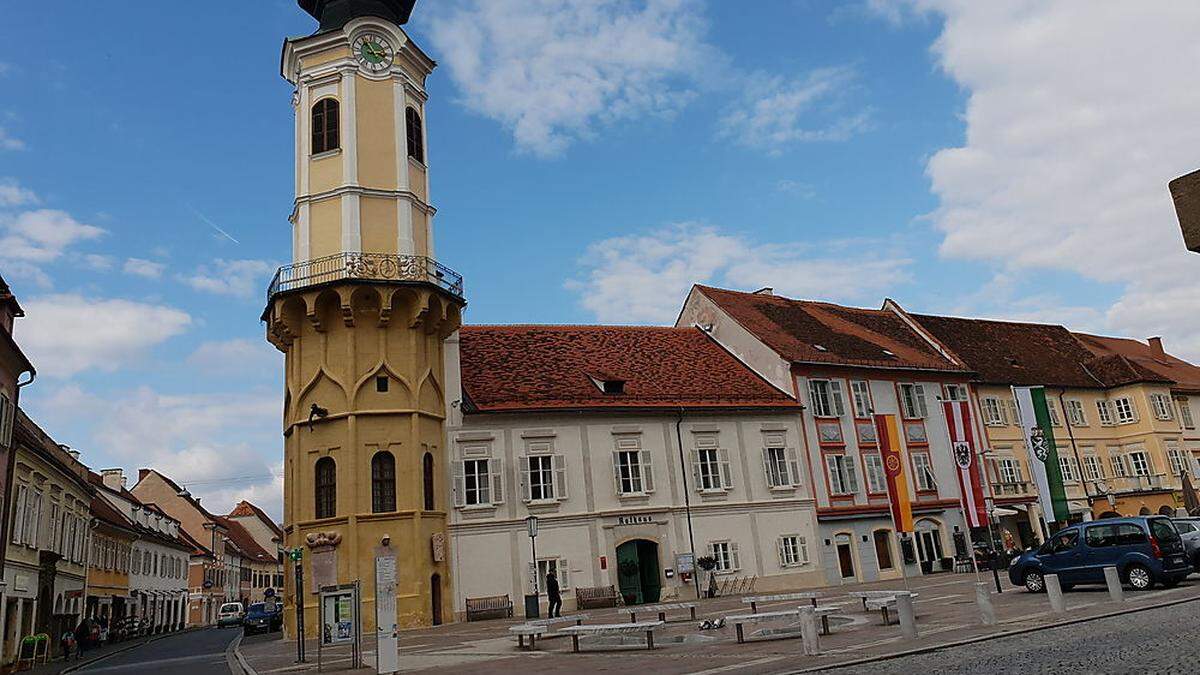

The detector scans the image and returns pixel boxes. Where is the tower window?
[311,98,340,155]
[315,457,337,519]
[405,107,424,164]
[371,452,396,513]
[423,452,435,511]
[376,376,388,393]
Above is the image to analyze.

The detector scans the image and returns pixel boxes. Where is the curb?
[59,629,191,675]
[226,633,256,675]
[787,591,1200,673]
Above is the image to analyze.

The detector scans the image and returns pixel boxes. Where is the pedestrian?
[546,570,562,618]
[73,617,91,660]
[59,628,76,661]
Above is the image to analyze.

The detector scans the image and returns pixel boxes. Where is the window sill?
[617,493,651,504]
[524,500,562,513]
[311,148,341,161]
[768,485,798,493]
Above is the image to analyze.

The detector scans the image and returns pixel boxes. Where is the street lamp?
[524,515,539,619]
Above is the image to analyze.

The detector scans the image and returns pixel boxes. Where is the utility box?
[1169,167,1200,253]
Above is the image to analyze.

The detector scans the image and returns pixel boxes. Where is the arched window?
[405,107,424,164]
[371,451,396,513]
[315,457,337,518]
[311,98,340,154]
[423,452,435,511]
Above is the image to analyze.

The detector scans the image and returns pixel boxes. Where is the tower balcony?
[265,252,464,304]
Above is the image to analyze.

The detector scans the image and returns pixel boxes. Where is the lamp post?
[524,515,539,619]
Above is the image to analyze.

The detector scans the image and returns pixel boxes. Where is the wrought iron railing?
[266,252,464,303]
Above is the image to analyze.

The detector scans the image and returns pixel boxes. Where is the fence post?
[1103,566,1125,603]
[896,592,918,640]
[975,582,996,625]
[798,605,820,655]
[1045,573,1066,613]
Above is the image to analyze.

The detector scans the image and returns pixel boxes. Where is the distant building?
[0,275,35,596]
[226,501,285,596]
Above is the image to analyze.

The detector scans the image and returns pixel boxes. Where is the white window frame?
[863,453,886,494]
[1058,456,1079,483]
[709,540,740,573]
[850,380,873,418]
[535,557,570,594]
[1166,442,1186,477]
[762,446,800,489]
[11,484,26,546]
[982,397,1005,426]
[943,384,969,402]
[1177,398,1195,430]
[808,379,845,418]
[912,452,935,491]
[826,454,859,496]
[1150,393,1174,421]
[1066,399,1087,427]
[1127,450,1151,477]
[899,383,929,419]
[1113,397,1138,424]
[1046,399,1062,427]
[997,458,1024,484]
[1096,400,1115,426]
[778,535,808,568]
[455,457,501,508]
[1082,454,1104,482]
[613,441,654,496]
[0,393,12,447]
[524,454,566,502]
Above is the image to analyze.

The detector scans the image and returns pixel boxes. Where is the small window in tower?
[405,106,424,164]
[376,375,389,393]
[311,98,340,155]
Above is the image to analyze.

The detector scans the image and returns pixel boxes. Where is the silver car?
[1172,518,1200,570]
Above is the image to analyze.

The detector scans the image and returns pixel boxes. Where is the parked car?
[1172,517,1200,570]
[242,602,283,635]
[217,602,245,628]
[1009,516,1190,592]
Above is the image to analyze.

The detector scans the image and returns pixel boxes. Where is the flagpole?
[939,398,982,585]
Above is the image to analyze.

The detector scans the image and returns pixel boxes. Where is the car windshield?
[220,604,241,613]
[248,603,265,613]
[1149,518,1181,543]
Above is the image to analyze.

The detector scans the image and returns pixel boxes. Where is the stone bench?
[847,590,907,611]
[724,609,801,643]
[628,602,696,623]
[527,613,589,628]
[558,622,664,653]
[508,624,548,650]
[810,605,842,636]
[465,594,513,621]
[863,593,919,625]
[743,592,820,613]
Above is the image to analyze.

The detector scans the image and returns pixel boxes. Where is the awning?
[993,507,1021,517]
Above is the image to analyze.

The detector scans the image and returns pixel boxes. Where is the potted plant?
[696,555,719,598]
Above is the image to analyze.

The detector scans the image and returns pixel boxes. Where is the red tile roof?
[1074,334,1200,392]
[216,516,276,563]
[696,286,964,372]
[228,500,284,540]
[459,325,796,413]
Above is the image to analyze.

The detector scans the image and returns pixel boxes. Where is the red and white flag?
[943,400,988,528]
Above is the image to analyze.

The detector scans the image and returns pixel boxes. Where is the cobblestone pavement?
[813,596,1200,674]
[239,572,1200,674]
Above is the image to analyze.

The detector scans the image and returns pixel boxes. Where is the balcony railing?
[1108,473,1171,493]
[266,252,464,303]
[991,481,1032,497]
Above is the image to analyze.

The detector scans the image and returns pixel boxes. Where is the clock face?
[353,33,394,72]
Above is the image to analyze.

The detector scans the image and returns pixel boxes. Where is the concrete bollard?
[1045,573,1066,613]
[895,591,918,640]
[1103,566,1125,603]
[975,582,996,626]
[798,605,820,655]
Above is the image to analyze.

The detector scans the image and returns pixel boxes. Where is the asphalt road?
[76,626,240,674]
[814,597,1200,674]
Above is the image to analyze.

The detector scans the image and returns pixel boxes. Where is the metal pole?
[295,558,306,663]
[530,533,538,594]
[676,408,701,600]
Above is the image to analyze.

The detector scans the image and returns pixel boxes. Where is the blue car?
[1009,516,1191,592]
[242,602,283,635]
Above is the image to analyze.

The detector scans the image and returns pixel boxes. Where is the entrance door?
[835,534,855,580]
[430,573,442,626]
[615,540,661,605]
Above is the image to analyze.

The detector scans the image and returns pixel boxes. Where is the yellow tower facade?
[264,0,463,634]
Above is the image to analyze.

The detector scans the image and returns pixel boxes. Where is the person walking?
[73,617,91,661]
[546,570,562,618]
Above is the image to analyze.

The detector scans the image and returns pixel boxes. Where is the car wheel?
[1024,570,1045,593]
[1126,564,1154,591]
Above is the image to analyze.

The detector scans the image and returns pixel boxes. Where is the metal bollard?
[798,605,820,656]
[975,582,996,626]
[1045,573,1066,613]
[895,591,918,640]
[1103,567,1125,603]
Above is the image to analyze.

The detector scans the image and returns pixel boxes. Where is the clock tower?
[265,0,463,634]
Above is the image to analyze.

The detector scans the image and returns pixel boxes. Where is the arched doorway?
[615,540,661,605]
[915,519,945,572]
[430,573,442,626]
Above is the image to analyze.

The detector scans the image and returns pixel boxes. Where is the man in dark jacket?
[546,571,562,618]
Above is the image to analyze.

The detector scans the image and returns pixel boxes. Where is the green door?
[616,540,661,605]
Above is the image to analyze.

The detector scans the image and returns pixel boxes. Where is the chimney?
[101,468,125,492]
[1148,336,1165,356]
[753,287,774,296]
[138,468,151,483]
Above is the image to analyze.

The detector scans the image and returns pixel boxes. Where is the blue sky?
[3,1,1198,518]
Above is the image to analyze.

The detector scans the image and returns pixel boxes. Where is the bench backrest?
[466,595,511,609]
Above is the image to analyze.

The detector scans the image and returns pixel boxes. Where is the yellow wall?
[360,197,397,254]
[356,78,398,189]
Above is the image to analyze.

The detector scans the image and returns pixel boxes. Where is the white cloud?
[181,258,276,299]
[719,67,872,154]
[19,294,192,378]
[428,0,711,157]
[890,2,1200,360]
[567,223,911,323]
[82,254,115,271]
[186,338,280,377]
[0,127,23,151]
[0,209,105,263]
[776,180,818,199]
[34,384,283,519]
[123,257,165,279]
[0,179,37,207]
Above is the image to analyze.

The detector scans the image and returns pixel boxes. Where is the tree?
[696,555,718,598]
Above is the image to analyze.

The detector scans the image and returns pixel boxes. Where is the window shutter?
[559,558,570,589]
[762,448,774,488]
[691,449,702,490]
[830,381,846,417]
[613,452,623,494]
[808,380,821,414]
[719,448,733,489]
[641,450,655,492]
[521,457,532,503]
[553,454,568,500]
[799,537,809,563]
[12,486,24,545]
[844,456,860,494]
[915,385,928,418]
[786,448,801,487]
[730,542,741,571]
[777,537,787,566]
[491,458,505,504]
[452,461,465,508]
[827,457,843,494]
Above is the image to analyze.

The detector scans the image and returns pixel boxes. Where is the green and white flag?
[1012,386,1071,524]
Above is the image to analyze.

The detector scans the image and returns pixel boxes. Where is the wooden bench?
[628,602,696,623]
[724,609,800,643]
[575,585,620,609]
[465,594,513,621]
[743,592,820,613]
[508,624,547,650]
[863,593,919,625]
[558,622,663,652]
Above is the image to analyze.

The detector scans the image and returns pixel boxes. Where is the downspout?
[1056,389,1091,520]
[675,407,700,600]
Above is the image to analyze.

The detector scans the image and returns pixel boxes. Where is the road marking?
[687,655,786,675]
